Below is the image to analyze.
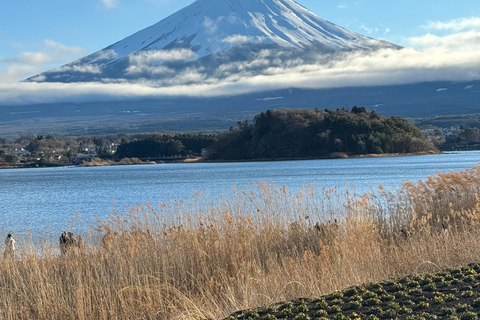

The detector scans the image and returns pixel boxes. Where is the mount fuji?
[8,0,479,136]
[28,0,400,83]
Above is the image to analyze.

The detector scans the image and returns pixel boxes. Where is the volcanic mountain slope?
[28,0,400,83]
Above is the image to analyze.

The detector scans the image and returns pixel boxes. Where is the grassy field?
[2,165,480,319]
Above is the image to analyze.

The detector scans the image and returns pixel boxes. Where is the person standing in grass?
[3,234,15,260]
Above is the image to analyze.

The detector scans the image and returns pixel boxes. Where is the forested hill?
[206,107,437,160]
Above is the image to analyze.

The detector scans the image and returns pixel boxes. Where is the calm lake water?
[0,151,479,240]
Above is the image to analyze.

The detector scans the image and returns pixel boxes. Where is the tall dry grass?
[3,166,480,319]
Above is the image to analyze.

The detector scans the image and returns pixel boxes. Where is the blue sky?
[0,0,479,104]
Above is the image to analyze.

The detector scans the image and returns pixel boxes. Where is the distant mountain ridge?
[27,0,399,83]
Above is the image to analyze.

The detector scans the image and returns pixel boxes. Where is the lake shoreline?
[0,150,443,170]
[189,150,441,164]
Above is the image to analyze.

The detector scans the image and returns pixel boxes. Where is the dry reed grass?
[2,166,480,319]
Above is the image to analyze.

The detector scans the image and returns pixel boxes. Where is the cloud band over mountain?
[1,41,480,105]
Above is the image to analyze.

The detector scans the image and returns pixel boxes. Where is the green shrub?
[245,310,259,318]
[280,308,292,317]
[403,300,416,306]
[369,283,383,291]
[406,315,426,320]
[461,312,479,320]
[345,301,362,311]
[433,295,445,304]
[363,291,378,299]
[367,307,384,316]
[364,298,381,306]
[328,305,342,314]
[382,308,397,319]
[344,288,358,297]
[398,306,413,315]
[332,314,349,320]
[424,283,436,291]
[456,304,473,313]
[293,313,310,320]
[461,286,474,292]
[314,299,328,310]
[381,294,395,302]
[389,283,405,292]
[445,293,459,301]
[421,312,438,320]
[394,290,408,298]
[419,278,432,285]
[330,299,343,306]
[349,294,362,302]
[293,304,308,313]
[461,290,475,298]
[472,298,480,308]
[409,288,423,295]
[416,301,430,310]
[279,302,293,311]
[314,309,328,317]
[442,307,457,316]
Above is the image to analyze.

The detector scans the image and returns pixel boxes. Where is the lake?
[0,151,479,240]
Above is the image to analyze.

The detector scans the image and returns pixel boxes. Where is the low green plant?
[456,304,473,313]
[328,305,342,314]
[442,307,457,316]
[364,298,381,306]
[345,300,362,311]
[381,294,395,302]
[461,311,479,320]
[314,299,328,310]
[424,283,436,291]
[314,309,328,318]
[416,301,430,310]
[398,306,413,315]
[363,291,378,299]
[293,312,310,320]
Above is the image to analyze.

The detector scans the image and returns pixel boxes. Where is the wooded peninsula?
[206,107,437,160]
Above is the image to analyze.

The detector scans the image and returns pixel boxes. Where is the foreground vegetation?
[2,165,480,319]
[226,263,480,320]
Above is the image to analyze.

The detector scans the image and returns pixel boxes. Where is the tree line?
[205,107,437,160]
[114,133,217,159]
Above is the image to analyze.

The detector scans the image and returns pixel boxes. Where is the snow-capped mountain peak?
[29,0,400,83]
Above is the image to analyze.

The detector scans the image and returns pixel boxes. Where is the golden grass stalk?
[2,166,480,319]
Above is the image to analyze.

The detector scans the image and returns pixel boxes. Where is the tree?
[4,154,19,164]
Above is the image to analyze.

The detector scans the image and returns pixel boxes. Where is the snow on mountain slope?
[29,0,400,83]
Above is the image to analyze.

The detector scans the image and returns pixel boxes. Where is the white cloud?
[53,64,102,74]
[126,49,195,74]
[423,17,480,32]
[203,17,223,34]
[222,35,262,44]
[0,40,87,83]
[2,44,480,105]
[408,31,480,52]
[100,0,118,9]
[359,24,373,34]
[338,4,347,9]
